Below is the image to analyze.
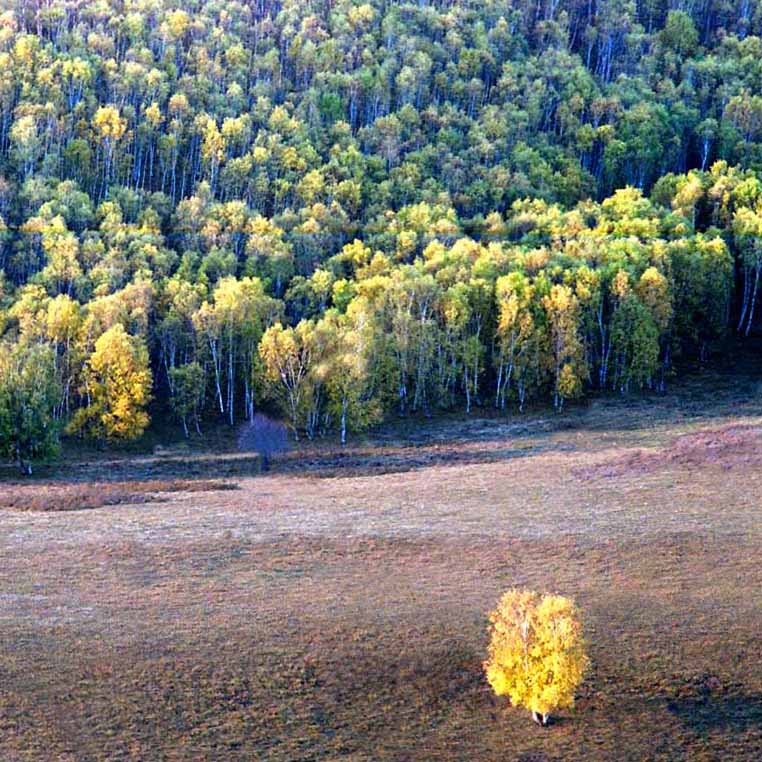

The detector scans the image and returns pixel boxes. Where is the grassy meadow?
[2,360,762,760]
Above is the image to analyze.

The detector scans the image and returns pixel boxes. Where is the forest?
[1,0,762,467]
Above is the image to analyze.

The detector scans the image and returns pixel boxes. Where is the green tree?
[322,312,379,444]
[169,361,205,437]
[543,284,584,410]
[0,342,61,474]
[258,321,317,439]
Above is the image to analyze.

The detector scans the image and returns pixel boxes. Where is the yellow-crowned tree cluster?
[0,0,758,466]
[0,178,740,466]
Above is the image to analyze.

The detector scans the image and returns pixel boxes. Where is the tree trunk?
[532,710,550,726]
[745,264,761,336]
[738,266,751,331]
[210,341,224,413]
[17,446,31,476]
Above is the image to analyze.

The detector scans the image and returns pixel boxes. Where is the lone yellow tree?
[71,324,152,441]
[484,589,589,727]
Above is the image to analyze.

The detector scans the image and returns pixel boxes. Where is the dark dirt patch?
[274,440,562,479]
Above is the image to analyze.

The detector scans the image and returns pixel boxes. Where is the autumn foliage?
[484,589,589,725]
[0,0,761,467]
[69,324,152,442]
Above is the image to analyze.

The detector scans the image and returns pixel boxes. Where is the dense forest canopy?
[1,0,762,465]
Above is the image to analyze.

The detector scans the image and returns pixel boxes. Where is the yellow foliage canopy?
[484,589,589,718]
[70,324,152,441]
[93,105,127,142]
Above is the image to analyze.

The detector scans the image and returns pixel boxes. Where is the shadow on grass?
[281,442,570,480]
[6,347,762,486]
[667,692,762,734]
[0,454,263,484]
[0,442,569,486]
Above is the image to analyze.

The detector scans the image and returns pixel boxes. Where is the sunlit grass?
[2,369,762,759]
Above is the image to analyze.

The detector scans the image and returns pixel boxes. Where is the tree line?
[2,165,749,470]
[1,0,761,468]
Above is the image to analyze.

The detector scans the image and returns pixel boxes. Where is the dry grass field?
[3,363,762,761]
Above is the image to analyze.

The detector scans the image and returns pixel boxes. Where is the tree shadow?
[0,453,264,485]
[667,692,762,734]
[281,442,570,480]
[0,440,569,486]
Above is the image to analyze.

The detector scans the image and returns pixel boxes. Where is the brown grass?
[0,479,238,512]
[3,368,762,760]
[577,423,762,479]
